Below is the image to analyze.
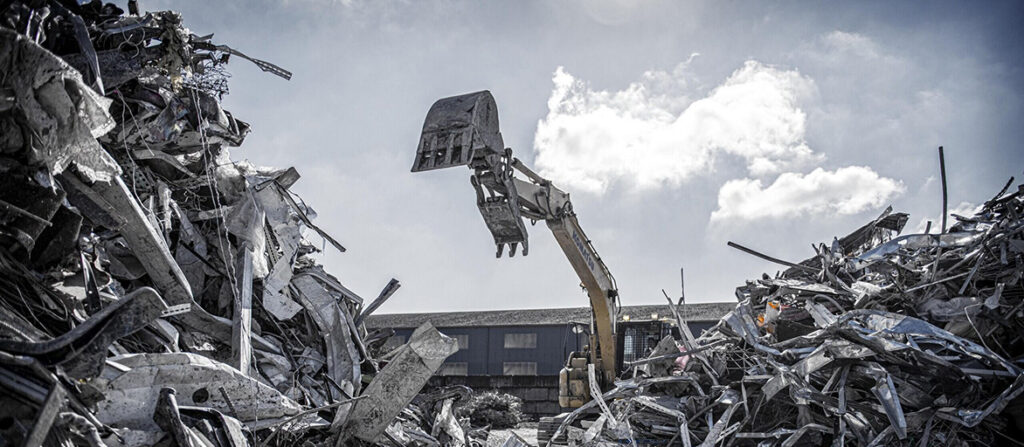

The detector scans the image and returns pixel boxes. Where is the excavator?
[410,91,621,410]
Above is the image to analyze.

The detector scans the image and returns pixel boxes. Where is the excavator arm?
[412,91,620,400]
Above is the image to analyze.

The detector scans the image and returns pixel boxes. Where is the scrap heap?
[0,2,473,446]
[549,179,1024,446]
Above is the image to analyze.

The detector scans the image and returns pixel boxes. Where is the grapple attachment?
[472,175,529,257]
[412,90,505,172]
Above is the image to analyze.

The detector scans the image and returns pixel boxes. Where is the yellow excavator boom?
[412,91,620,405]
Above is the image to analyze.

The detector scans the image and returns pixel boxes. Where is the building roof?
[364,302,736,329]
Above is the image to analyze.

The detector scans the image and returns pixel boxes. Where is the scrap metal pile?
[549,180,1024,446]
[0,2,473,446]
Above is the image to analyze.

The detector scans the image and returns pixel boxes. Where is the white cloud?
[533,60,821,194]
[913,201,982,234]
[534,57,906,224]
[710,166,905,222]
[821,31,881,59]
[799,31,906,72]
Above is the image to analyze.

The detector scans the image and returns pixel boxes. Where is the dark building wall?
[390,321,716,377]
[391,324,586,376]
[439,327,490,375]
[485,325,581,375]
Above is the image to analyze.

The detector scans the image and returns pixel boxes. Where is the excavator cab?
[412,91,530,257]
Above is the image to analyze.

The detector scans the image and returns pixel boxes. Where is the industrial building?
[365,303,734,376]
[365,303,734,417]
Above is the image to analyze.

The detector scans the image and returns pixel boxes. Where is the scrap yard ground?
[0,1,1023,447]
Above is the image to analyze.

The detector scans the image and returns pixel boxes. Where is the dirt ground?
[487,422,539,446]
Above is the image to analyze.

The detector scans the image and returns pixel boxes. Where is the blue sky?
[143,0,1023,313]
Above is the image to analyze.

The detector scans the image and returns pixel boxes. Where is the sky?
[141,0,1023,314]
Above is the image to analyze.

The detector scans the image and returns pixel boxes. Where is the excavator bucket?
[411,90,505,172]
[413,91,529,257]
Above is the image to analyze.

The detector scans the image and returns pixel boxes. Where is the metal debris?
[345,322,460,443]
[547,177,1024,446]
[0,3,467,446]
[3,2,1022,447]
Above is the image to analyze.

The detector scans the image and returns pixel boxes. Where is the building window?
[504,333,537,349]
[439,362,468,376]
[455,334,469,350]
[383,335,406,350]
[503,362,537,376]
[440,332,469,350]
